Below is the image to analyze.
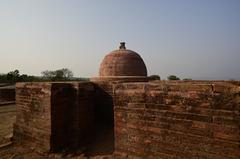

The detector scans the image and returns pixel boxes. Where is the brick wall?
[13,80,240,158]
[92,78,147,126]
[14,83,52,152]
[113,81,240,159]
[92,78,147,155]
[14,82,95,153]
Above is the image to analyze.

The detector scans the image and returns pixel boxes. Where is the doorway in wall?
[51,84,78,152]
[86,84,114,156]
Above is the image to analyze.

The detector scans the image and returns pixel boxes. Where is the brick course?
[13,82,95,153]
[113,81,240,159]
[13,81,240,158]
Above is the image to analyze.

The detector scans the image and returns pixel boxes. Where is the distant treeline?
[0,69,197,83]
[0,69,89,83]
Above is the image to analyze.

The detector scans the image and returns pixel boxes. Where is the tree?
[56,68,73,79]
[18,74,41,82]
[167,75,180,80]
[18,74,28,82]
[6,69,20,83]
[148,75,161,81]
[41,70,55,80]
[0,74,7,83]
[41,68,73,81]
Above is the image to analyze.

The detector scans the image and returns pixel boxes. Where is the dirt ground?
[0,104,113,159]
[0,104,15,145]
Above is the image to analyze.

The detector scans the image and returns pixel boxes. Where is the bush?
[148,75,161,81]
[167,75,180,80]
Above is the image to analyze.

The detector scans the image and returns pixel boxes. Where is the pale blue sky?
[0,0,239,79]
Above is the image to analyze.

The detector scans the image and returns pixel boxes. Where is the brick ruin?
[113,81,240,158]
[13,43,240,158]
[13,81,240,158]
[13,82,97,152]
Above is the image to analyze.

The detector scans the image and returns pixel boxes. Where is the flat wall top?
[114,80,240,93]
[0,86,15,89]
[15,81,91,87]
[91,76,148,83]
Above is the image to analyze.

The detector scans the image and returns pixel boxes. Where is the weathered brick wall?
[14,83,52,152]
[14,82,95,153]
[92,78,147,155]
[92,78,148,126]
[114,81,240,159]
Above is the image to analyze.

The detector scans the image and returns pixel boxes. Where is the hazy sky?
[0,0,239,80]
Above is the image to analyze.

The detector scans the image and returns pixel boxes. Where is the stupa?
[91,42,148,82]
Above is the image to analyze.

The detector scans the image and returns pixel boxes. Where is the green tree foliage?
[167,75,180,80]
[18,74,42,82]
[0,74,8,83]
[0,68,79,83]
[41,68,74,81]
[0,69,43,83]
[6,69,20,83]
[148,75,161,81]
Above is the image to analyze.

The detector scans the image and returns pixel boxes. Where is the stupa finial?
[119,42,126,50]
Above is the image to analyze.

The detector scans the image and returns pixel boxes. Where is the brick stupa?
[91,42,148,82]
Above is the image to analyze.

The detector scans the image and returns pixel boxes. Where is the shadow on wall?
[0,86,15,102]
[51,84,79,151]
[86,84,114,156]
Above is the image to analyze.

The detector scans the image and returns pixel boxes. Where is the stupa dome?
[99,42,147,77]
